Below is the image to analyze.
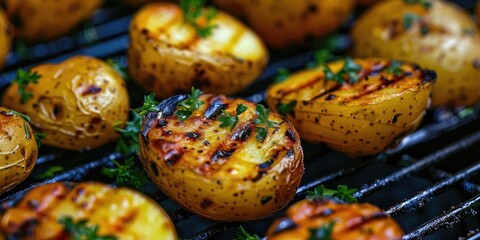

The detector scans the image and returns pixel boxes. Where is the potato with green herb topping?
[2,56,130,151]
[128,2,268,98]
[267,58,435,156]
[351,0,480,107]
[138,93,304,221]
[0,107,37,196]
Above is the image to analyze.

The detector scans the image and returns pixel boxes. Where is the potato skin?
[267,58,435,156]
[127,3,268,98]
[0,107,37,196]
[3,0,102,41]
[138,94,304,221]
[214,0,355,48]
[0,10,12,69]
[266,198,404,240]
[2,56,130,151]
[351,0,480,107]
[0,182,177,239]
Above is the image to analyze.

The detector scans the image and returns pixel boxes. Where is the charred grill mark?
[252,172,267,182]
[231,122,253,141]
[286,129,296,142]
[270,217,299,236]
[258,159,274,170]
[277,77,321,97]
[165,150,182,166]
[81,84,102,95]
[141,112,159,140]
[10,218,38,238]
[309,84,343,102]
[200,198,213,209]
[204,98,224,119]
[211,149,236,163]
[150,161,159,176]
[345,212,388,232]
[325,94,335,100]
[185,132,200,140]
[421,69,437,84]
[158,119,168,127]
[286,148,294,157]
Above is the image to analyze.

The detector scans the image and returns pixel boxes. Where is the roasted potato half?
[0,107,37,196]
[0,182,177,239]
[128,3,268,98]
[267,58,435,156]
[351,0,480,107]
[214,0,355,48]
[3,0,103,41]
[266,198,404,239]
[0,10,12,69]
[2,56,130,151]
[138,94,304,221]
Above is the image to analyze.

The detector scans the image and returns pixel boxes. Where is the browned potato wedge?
[0,10,12,69]
[2,56,130,151]
[4,0,103,41]
[214,0,355,48]
[128,3,268,98]
[267,58,435,156]
[0,182,177,239]
[266,198,404,239]
[138,93,304,221]
[0,107,37,196]
[351,0,480,107]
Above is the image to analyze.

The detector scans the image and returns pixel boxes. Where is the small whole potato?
[0,182,177,239]
[128,3,268,98]
[214,0,355,48]
[0,10,12,69]
[2,56,130,151]
[138,93,304,221]
[3,0,102,41]
[267,58,436,156]
[266,198,404,239]
[0,107,37,196]
[351,0,480,107]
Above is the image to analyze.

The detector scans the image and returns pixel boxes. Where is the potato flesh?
[138,94,304,221]
[0,182,177,240]
[128,3,268,98]
[267,58,434,156]
[2,56,130,151]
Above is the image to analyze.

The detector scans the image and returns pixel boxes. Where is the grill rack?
[0,3,479,240]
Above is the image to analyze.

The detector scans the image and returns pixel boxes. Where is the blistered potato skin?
[2,56,130,151]
[138,94,304,221]
[0,182,177,239]
[128,3,268,98]
[0,107,37,196]
[4,0,102,41]
[267,59,434,156]
[215,0,355,48]
[351,0,480,107]
[0,10,12,69]
[266,198,404,240]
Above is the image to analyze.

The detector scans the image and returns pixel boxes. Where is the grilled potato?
[3,0,102,41]
[2,56,130,151]
[127,3,268,98]
[351,0,480,107]
[0,107,37,196]
[138,94,304,221]
[0,182,177,239]
[266,58,436,156]
[0,10,12,69]
[266,198,404,239]
[214,0,355,48]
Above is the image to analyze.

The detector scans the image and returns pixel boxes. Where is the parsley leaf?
[102,157,149,190]
[385,60,404,76]
[14,69,41,104]
[175,87,204,122]
[34,133,46,149]
[307,49,335,68]
[37,165,64,180]
[273,68,291,83]
[323,57,362,85]
[132,93,159,117]
[403,13,429,34]
[307,185,358,203]
[58,216,117,240]
[114,111,142,157]
[403,0,432,9]
[276,100,297,116]
[218,104,248,130]
[106,58,129,80]
[180,0,217,38]
[233,226,261,240]
[308,221,335,240]
[254,104,278,142]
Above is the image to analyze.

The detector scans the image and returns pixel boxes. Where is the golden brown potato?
[266,198,404,239]
[0,182,177,239]
[128,3,268,98]
[267,58,435,156]
[138,94,304,221]
[3,0,103,41]
[215,0,355,48]
[0,107,37,196]
[2,56,130,151]
[0,10,12,69]
[351,0,480,107]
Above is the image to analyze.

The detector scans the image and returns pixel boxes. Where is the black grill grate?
[1,2,480,240]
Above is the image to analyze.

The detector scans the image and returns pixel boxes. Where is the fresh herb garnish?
[102,157,149,190]
[254,104,279,142]
[175,87,204,122]
[277,100,297,116]
[34,133,46,149]
[385,60,404,76]
[14,69,41,104]
[37,166,64,180]
[323,57,362,85]
[132,93,159,117]
[307,49,335,68]
[403,13,429,35]
[273,68,291,83]
[308,221,335,240]
[403,0,432,9]
[8,110,32,139]
[180,0,217,38]
[307,185,358,203]
[114,111,142,157]
[106,58,129,80]
[218,104,248,130]
[463,28,476,35]
[234,225,261,240]
[58,216,117,240]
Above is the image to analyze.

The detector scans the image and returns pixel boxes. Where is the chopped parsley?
[37,166,64,180]
[307,49,335,68]
[254,104,279,142]
[323,57,362,85]
[102,157,149,190]
[307,185,358,203]
[218,104,248,130]
[34,133,46,149]
[273,68,291,83]
[8,110,33,140]
[233,225,261,240]
[403,0,432,9]
[308,221,335,240]
[106,58,129,80]
[276,100,297,116]
[114,111,142,157]
[13,68,41,104]
[385,60,404,76]
[58,216,117,240]
[179,0,217,38]
[132,93,159,117]
[175,87,204,122]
